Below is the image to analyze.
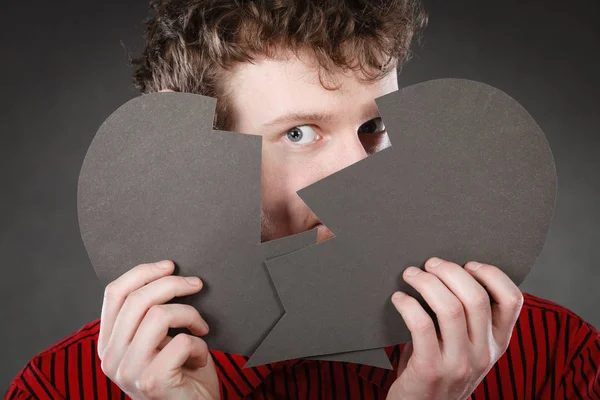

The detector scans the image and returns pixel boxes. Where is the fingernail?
[466,261,482,271]
[392,291,406,300]
[429,257,444,268]
[185,276,201,285]
[157,260,171,269]
[404,266,422,277]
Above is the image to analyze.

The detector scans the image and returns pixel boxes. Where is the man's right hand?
[97,260,220,400]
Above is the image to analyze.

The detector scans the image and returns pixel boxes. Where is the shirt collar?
[211,344,404,398]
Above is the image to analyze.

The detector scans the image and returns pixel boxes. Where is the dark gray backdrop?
[1,0,599,392]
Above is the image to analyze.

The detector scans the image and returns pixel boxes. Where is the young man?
[6,0,600,399]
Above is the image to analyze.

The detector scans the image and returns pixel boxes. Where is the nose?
[328,131,368,174]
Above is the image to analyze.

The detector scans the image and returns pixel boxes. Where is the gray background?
[1,0,599,392]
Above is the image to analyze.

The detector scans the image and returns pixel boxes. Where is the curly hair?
[131,0,428,130]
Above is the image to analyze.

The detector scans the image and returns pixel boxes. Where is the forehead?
[226,49,398,130]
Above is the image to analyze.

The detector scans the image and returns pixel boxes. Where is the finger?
[391,291,442,366]
[138,335,218,399]
[157,336,172,351]
[424,257,493,351]
[105,274,203,369]
[98,260,175,359]
[151,333,211,372]
[122,304,209,371]
[463,262,524,349]
[402,265,469,360]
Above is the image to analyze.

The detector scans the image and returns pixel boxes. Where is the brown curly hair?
[132,0,428,130]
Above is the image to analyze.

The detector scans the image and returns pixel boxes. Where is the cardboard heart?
[77,78,557,368]
[246,78,557,366]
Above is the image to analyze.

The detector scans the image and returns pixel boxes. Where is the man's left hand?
[387,257,523,400]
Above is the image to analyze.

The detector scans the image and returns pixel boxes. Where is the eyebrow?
[261,105,382,129]
[261,111,338,128]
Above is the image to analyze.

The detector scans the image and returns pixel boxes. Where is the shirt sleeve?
[4,359,66,400]
[559,317,600,399]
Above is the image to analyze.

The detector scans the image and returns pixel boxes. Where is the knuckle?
[123,290,143,307]
[414,317,436,335]
[174,332,194,348]
[135,373,160,394]
[147,304,169,322]
[509,291,524,308]
[196,337,209,354]
[451,359,473,380]
[100,348,117,378]
[114,365,134,387]
[421,367,443,384]
[442,302,465,321]
[469,291,491,311]
[103,282,120,302]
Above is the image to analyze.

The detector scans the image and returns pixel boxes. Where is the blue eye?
[286,125,318,144]
[358,117,386,134]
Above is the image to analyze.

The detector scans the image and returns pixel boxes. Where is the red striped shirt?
[5,292,600,399]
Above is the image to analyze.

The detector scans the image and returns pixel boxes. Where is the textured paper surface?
[78,92,390,367]
[79,79,557,367]
[78,92,279,356]
[246,78,557,366]
[261,228,391,368]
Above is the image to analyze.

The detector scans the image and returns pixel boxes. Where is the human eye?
[357,117,386,134]
[284,125,321,146]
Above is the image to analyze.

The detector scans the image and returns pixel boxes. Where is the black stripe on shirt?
[213,355,244,398]
[304,364,311,400]
[224,353,254,392]
[493,362,504,400]
[292,365,299,399]
[48,320,101,353]
[380,346,399,387]
[77,342,84,400]
[221,380,229,400]
[283,365,290,399]
[357,372,365,400]
[19,374,39,400]
[570,361,584,400]
[482,373,490,400]
[90,340,99,400]
[50,352,55,387]
[316,361,322,400]
[26,364,51,399]
[540,310,551,391]
[578,353,592,399]
[105,374,112,400]
[270,367,276,397]
[342,363,350,397]
[552,309,560,399]
[505,339,519,400]
[329,362,336,398]
[528,309,538,398]
[586,346,600,398]
[571,329,593,364]
[516,318,528,398]
[63,347,70,398]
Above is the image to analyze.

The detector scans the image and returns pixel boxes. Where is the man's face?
[227,49,399,243]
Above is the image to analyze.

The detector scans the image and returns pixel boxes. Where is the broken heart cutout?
[77,78,556,368]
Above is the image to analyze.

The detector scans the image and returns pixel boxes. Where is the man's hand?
[387,257,523,400]
[97,260,220,400]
